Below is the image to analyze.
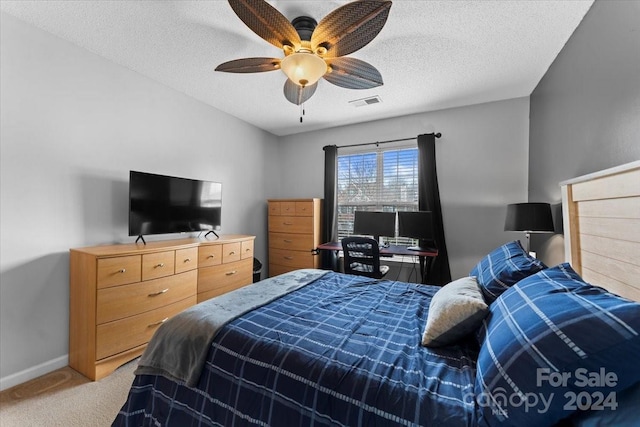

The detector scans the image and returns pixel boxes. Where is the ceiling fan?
[215,0,392,107]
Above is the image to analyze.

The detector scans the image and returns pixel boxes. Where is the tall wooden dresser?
[268,199,322,277]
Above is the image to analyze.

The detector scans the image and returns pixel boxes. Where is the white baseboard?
[0,354,69,392]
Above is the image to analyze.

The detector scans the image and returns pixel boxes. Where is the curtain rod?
[336,132,441,149]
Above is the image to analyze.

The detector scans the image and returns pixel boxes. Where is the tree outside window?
[337,147,419,245]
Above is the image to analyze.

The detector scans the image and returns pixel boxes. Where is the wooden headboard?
[561,160,640,302]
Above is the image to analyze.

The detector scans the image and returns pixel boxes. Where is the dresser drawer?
[269,232,315,251]
[268,215,313,234]
[198,258,252,296]
[97,270,197,324]
[241,239,254,260]
[269,247,317,269]
[222,242,241,263]
[175,247,198,274]
[97,255,141,289]
[279,201,296,216]
[268,201,281,216]
[142,251,175,281]
[199,245,223,267]
[197,275,252,302]
[96,296,195,360]
[295,201,315,216]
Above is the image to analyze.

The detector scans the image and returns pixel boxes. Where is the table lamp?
[504,202,554,256]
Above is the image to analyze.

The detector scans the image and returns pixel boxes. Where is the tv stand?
[205,230,219,238]
[135,235,146,245]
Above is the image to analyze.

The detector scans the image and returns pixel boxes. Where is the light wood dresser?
[268,199,322,277]
[69,234,254,380]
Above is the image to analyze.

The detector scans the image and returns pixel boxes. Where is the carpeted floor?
[0,359,137,427]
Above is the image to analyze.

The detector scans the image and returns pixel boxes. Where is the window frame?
[336,142,420,247]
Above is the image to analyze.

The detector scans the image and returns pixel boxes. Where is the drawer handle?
[245,248,251,252]
[148,317,169,327]
[284,256,294,260]
[283,222,293,226]
[118,268,126,274]
[155,263,165,268]
[229,251,236,255]
[207,254,215,259]
[148,288,169,296]
[283,239,293,243]
[183,258,191,263]
[226,270,238,276]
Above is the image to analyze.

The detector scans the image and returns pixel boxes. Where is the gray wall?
[0,12,279,388]
[529,0,640,266]
[277,97,531,280]
[7,0,588,388]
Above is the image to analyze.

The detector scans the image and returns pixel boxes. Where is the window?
[337,146,419,245]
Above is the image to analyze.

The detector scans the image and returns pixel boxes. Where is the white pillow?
[421,276,489,347]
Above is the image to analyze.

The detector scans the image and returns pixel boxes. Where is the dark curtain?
[322,145,339,271]
[418,133,452,284]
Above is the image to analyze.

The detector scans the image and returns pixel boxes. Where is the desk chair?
[342,237,390,279]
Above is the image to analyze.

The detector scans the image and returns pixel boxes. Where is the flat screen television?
[129,171,222,243]
[353,211,396,243]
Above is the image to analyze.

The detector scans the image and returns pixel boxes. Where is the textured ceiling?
[1,0,594,136]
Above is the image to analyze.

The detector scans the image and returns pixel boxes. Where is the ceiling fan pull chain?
[300,103,306,123]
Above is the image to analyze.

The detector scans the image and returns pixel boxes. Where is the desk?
[316,242,438,284]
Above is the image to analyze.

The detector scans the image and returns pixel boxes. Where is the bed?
[114,161,640,427]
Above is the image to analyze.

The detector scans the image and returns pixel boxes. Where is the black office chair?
[341,236,390,279]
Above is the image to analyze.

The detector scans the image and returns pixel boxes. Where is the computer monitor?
[398,211,435,251]
[353,211,396,243]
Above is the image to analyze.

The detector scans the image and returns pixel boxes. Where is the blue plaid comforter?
[114,272,478,426]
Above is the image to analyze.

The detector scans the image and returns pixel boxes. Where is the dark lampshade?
[504,203,554,233]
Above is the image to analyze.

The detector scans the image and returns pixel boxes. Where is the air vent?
[349,95,382,107]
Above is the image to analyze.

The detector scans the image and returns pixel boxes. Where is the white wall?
[277,97,531,279]
[0,12,279,388]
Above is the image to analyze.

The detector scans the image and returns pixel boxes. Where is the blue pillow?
[475,263,640,427]
[470,240,546,303]
[572,381,640,427]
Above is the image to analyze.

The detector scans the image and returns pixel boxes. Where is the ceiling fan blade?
[215,57,281,73]
[228,0,301,51]
[323,57,383,89]
[283,79,318,105]
[311,0,392,58]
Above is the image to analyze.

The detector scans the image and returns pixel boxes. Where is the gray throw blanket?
[135,268,329,387]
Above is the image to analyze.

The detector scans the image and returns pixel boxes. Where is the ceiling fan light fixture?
[280,52,327,87]
[218,0,392,104]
